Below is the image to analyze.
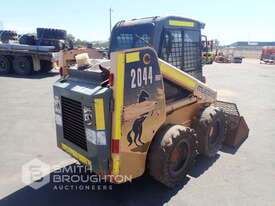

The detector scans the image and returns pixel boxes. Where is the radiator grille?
[61,96,87,151]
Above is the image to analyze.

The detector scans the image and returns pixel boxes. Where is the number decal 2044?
[130,66,153,88]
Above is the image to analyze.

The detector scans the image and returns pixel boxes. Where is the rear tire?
[148,124,197,188]
[40,60,53,73]
[0,56,12,74]
[192,106,225,157]
[13,56,33,75]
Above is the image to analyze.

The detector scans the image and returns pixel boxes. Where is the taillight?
[112,139,119,153]
[59,67,63,77]
[108,73,114,86]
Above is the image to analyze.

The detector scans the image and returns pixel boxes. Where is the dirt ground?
[0,59,274,206]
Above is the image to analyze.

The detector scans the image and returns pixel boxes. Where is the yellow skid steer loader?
[53,16,249,188]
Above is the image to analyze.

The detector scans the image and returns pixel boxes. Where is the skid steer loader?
[53,16,249,188]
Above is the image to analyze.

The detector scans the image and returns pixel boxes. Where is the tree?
[65,33,109,48]
[66,33,76,44]
[91,40,109,48]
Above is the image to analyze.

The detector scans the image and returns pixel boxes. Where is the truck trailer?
[0,28,67,75]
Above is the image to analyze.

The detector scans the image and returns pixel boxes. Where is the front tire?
[148,125,197,188]
[192,106,225,157]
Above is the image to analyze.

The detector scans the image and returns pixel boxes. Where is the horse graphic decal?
[127,90,149,146]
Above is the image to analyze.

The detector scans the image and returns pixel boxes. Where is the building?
[230,41,275,47]
[222,41,275,58]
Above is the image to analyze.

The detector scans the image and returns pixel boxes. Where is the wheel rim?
[19,61,26,69]
[15,61,27,74]
[169,141,189,176]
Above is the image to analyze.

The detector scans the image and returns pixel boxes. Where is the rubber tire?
[192,106,225,157]
[0,56,12,74]
[40,60,53,73]
[148,124,197,188]
[36,39,65,51]
[13,56,33,75]
[36,28,67,40]
[19,34,36,45]
[0,30,17,42]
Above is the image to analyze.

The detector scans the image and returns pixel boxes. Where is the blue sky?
[1,0,274,45]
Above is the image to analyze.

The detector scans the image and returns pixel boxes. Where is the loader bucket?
[214,101,249,147]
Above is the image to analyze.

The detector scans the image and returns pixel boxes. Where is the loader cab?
[110,16,205,81]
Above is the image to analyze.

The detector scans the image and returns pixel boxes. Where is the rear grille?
[61,96,87,151]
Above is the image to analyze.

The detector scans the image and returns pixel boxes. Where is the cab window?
[160,29,201,72]
[161,30,183,69]
[110,24,153,52]
[183,30,200,71]
[160,29,199,102]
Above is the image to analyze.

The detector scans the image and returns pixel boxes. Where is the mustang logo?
[127,90,149,146]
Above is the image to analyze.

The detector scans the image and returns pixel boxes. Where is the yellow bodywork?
[61,143,92,166]
[109,47,217,182]
[168,20,195,27]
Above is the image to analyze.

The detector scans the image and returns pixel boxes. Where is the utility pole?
[109,8,113,36]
